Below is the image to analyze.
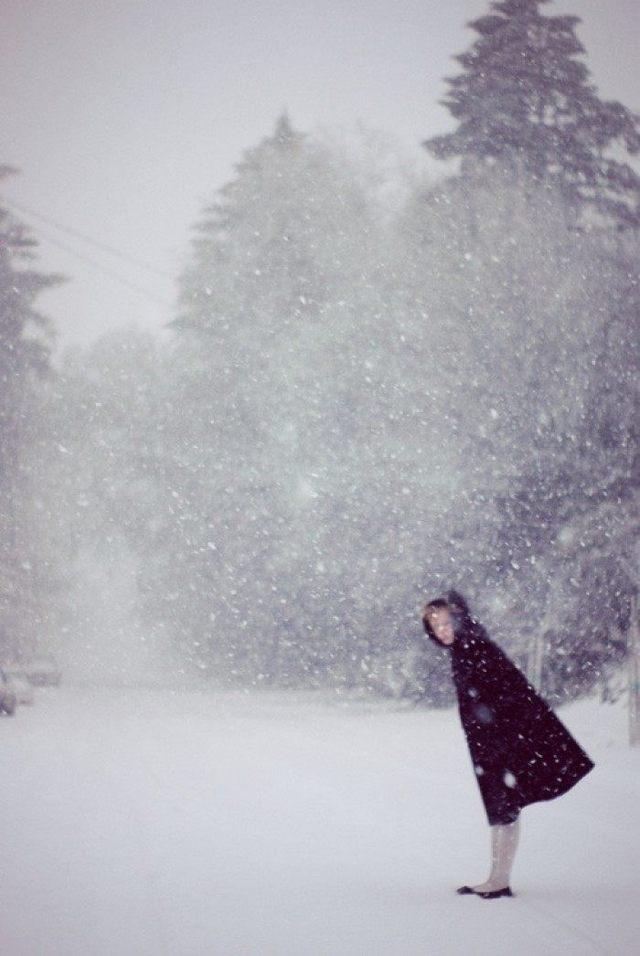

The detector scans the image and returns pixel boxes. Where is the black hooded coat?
[424,591,595,826]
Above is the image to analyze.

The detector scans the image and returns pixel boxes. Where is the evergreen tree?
[417,0,640,702]
[492,231,640,700]
[149,116,380,683]
[0,165,62,658]
[424,0,640,229]
[151,118,461,691]
[394,152,639,699]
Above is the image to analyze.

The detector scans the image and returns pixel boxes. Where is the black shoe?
[456,885,514,898]
[477,887,514,899]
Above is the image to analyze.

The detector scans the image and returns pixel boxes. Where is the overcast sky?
[1,0,638,349]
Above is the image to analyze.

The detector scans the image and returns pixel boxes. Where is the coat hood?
[445,589,472,619]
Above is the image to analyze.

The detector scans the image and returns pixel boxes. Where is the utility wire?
[3,196,176,281]
[1,197,175,307]
[26,223,174,307]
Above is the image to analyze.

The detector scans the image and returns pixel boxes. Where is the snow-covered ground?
[2,683,638,955]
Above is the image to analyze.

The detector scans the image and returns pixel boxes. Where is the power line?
[2,197,175,307]
[26,222,174,308]
[3,196,176,281]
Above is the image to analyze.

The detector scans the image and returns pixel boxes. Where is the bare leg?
[471,818,520,893]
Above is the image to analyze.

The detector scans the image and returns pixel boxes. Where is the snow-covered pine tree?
[413,0,639,703]
[0,166,62,659]
[424,0,640,230]
[492,231,640,702]
[153,116,381,685]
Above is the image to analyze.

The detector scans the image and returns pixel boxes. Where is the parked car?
[25,654,62,687]
[0,668,17,715]
[3,667,35,705]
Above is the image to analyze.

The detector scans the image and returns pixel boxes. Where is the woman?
[422,589,595,899]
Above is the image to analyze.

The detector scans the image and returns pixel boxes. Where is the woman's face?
[423,606,455,646]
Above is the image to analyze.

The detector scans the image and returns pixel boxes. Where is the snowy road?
[2,685,638,955]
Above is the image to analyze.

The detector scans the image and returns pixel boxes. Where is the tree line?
[1,0,638,702]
